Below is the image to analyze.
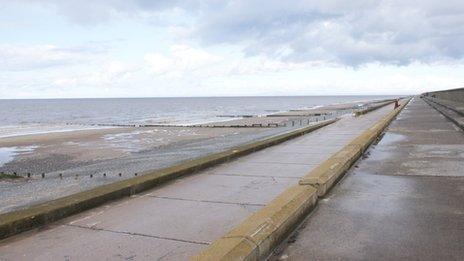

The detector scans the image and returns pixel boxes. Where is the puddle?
[0,146,37,167]
[367,133,408,161]
[377,132,407,146]
[0,148,16,167]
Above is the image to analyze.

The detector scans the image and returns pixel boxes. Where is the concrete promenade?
[0,103,398,260]
[272,98,464,260]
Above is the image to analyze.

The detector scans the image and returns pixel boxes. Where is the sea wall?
[423,87,464,103]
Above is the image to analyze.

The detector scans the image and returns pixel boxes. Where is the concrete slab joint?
[192,185,318,261]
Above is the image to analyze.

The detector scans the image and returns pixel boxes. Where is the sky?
[1,0,463,98]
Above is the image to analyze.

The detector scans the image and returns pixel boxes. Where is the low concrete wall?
[423,98,464,130]
[423,95,464,116]
[301,99,410,196]
[193,99,410,261]
[354,100,396,116]
[0,119,337,241]
[423,87,464,104]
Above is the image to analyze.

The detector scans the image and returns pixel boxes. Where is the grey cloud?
[26,0,199,25]
[20,0,464,66]
[191,1,464,66]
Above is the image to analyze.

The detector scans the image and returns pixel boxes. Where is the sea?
[0,96,396,138]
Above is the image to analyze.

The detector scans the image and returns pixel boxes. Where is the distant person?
[394,99,400,109]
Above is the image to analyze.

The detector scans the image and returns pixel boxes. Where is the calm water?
[0,96,395,136]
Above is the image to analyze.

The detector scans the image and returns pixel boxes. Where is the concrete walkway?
[0,104,398,261]
[272,98,464,260]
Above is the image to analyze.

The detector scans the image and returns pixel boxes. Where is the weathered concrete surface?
[272,97,464,261]
[428,97,464,115]
[193,100,409,260]
[424,97,464,130]
[0,104,399,260]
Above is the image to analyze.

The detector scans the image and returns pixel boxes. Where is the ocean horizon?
[0,95,397,125]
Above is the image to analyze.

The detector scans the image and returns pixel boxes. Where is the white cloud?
[228,57,306,75]
[49,60,139,89]
[0,43,106,71]
[144,45,222,76]
[103,61,138,79]
[52,78,77,87]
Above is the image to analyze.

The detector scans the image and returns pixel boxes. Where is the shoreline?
[0,98,391,140]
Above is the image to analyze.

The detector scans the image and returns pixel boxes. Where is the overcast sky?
[1,0,463,98]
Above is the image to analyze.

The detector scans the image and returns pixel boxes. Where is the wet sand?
[0,127,261,166]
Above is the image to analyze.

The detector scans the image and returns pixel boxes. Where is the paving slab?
[202,162,317,178]
[258,145,341,154]
[68,195,261,244]
[146,173,297,205]
[237,151,331,165]
[0,225,203,261]
[273,98,464,261]
[0,103,399,260]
